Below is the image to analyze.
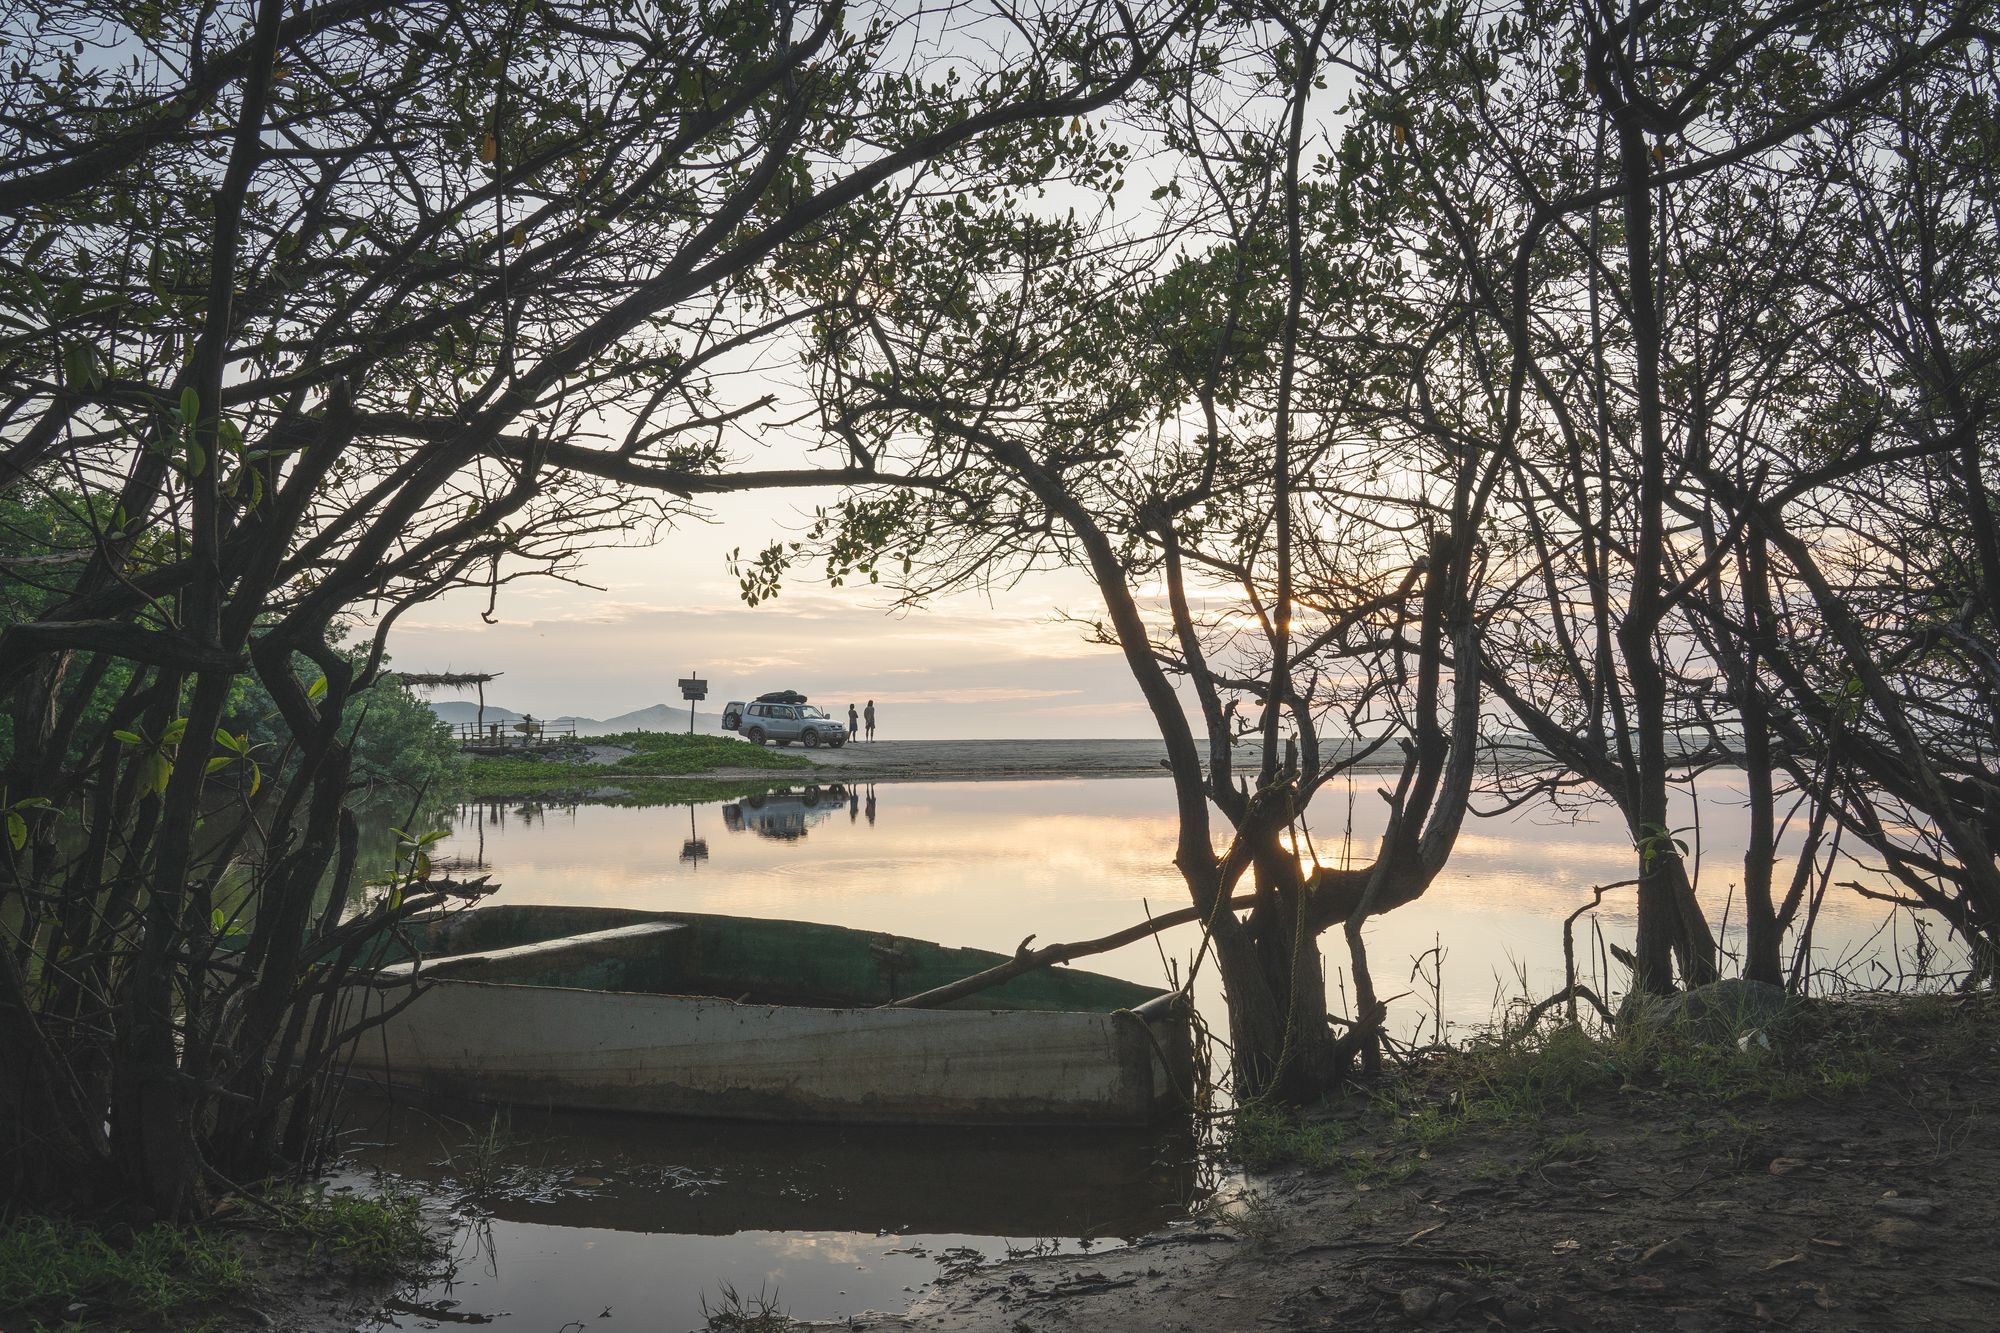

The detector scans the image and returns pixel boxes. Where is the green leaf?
[179,387,201,422]
[207,756,232,773]
[112,729,143,746]
[307,675,328,702]
[6,811,24,851]
[63,343,99,388]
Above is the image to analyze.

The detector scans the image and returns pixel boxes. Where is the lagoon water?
[358,773,1961,1330]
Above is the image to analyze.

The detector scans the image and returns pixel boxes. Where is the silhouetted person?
[849,788,859,821]
[847,703,859,742]
[865,784,877,825]
[864,699,876,741]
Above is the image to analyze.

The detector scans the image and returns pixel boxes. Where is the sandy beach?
[679,737,1434,784]
[771,737,1172,781]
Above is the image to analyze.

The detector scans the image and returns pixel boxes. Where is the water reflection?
[355,774,1969,1330]
[434,774,1972,1037]
[719,783,857,841]
[343,1095,1194,1239]
[345,1093,1196,1331]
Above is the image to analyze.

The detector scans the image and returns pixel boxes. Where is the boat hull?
[342,980,1186,1125]
[335,908,1194,1126]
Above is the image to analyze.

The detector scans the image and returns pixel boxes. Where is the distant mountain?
[427,700,524,725]
[574,702,727,734]
[427,699,729,735]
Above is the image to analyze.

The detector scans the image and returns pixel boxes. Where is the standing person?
[847,703,860,743]
[863,699,876,742]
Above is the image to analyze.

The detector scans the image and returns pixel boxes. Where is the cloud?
[1024,699,1152,717]
[871,686,1082,705]
[377,494,1158,736]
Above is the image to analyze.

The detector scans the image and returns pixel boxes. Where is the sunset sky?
[384,487,1157,738]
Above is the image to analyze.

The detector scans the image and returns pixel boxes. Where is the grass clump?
[269,1185,442,1281]
[461,731,809,798]
[1228,1104,1347,1171]
[702,1281,793,1331]
[0,1214,246,1322]
[1388,989,1957,1142]
[584,730,811,774]
[1394,1020,1624,1143]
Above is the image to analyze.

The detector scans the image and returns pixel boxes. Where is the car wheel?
[803,729,820,748]
[746,726,765,745]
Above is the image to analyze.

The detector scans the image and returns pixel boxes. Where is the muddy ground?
[21,998,1994,1333]
[810,996,2000,1333]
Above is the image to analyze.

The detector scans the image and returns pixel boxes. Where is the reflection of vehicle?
[719,692,846,748]
[722,784,849,841]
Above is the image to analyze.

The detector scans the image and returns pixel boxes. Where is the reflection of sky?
[444,773,1969,1042]
[373,1220,1002,1332]
[385,773,1968,1330]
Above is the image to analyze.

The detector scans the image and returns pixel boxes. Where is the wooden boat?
[339,904,1194,1126]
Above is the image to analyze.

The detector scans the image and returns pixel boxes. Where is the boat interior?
[376,903,1173,1015]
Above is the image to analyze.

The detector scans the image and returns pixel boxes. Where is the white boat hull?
[334,913,1192,1126]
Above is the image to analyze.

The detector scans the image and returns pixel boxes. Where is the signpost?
[678,674,707,735]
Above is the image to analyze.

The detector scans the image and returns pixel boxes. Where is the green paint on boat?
[395,904,1164,1012]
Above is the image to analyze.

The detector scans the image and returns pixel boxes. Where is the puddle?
[339,1095,1200,1329]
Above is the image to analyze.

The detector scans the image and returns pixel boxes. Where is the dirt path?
[814,1000,2000,1332]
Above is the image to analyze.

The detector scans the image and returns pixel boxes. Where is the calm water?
[434,774,1959,1031]
[358,773,1962,1330]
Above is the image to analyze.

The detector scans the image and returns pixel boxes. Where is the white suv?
[720,698,848,748]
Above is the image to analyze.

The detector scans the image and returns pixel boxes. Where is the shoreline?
[458,737,1506,802]
[638,738,1427,786]
[800,993,2000,1333]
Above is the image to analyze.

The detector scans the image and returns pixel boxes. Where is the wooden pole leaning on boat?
[885,893,1257,1009]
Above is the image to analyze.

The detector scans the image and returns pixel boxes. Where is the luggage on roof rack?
[754,689,808,704]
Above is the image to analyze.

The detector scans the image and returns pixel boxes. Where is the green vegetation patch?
[1228,1104,1348,1172]
[461,731,809,797]
[268,1185,441,1281]
[0,1214,246,1322]
[584,730,811,774]
[1223,993,1978,1192]
[1363,992,1963,1158]
[463,773,809,806]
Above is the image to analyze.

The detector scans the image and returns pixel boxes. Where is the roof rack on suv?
[753,689,808,703]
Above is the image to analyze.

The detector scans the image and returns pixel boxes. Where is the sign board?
[678,676,707,701]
